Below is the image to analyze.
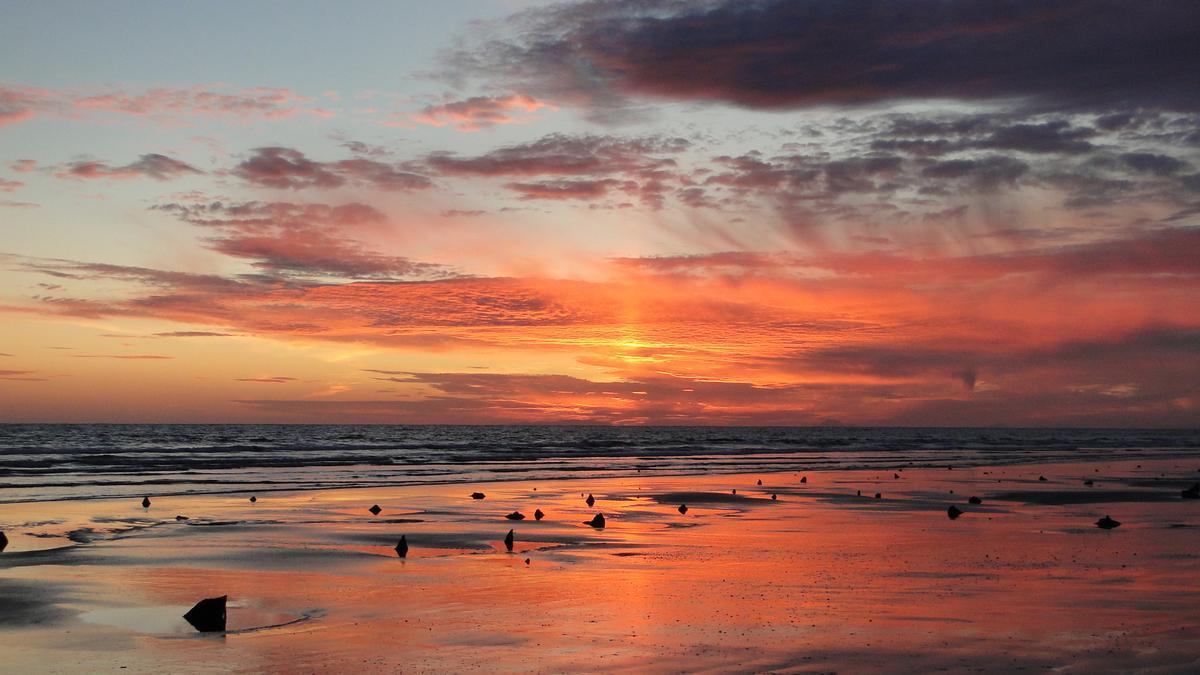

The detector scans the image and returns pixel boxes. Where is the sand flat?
[1,457,1198,673]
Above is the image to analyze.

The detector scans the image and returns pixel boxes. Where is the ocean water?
[1,424,1197,503]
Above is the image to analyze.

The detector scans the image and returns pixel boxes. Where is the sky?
[1,0,1198,426]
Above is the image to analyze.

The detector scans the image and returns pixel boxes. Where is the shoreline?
[4,445,1199,505]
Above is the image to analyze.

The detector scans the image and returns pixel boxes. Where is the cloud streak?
[0,83,328,127]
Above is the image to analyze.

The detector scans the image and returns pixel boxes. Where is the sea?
[1,425,1197,503]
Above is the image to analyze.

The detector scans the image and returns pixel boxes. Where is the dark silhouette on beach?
[585,513,605,528]
[369,504,382,515]
[534,509,545,521]
[506,511,525,520]
[947,505,963,519]
[471,492,486,500]
[585,494,595,507]
[141,497,151,508]
[504,529,514,552]
[183,595,227,632]
[1096,515,1121,529]
[395,535,408,558]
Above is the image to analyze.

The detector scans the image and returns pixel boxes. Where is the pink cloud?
[0,85,53,127]
[413,94,552,131]
[73,85,317,120]
[0,84,329,127]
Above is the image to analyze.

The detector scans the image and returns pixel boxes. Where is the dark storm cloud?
[443,0,1200,117]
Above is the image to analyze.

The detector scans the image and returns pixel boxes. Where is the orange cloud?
[7,226,1198,426]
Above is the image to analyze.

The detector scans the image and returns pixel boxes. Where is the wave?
[1,424,1196,503]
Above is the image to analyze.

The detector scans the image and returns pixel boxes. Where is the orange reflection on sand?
[3,460,1196,671]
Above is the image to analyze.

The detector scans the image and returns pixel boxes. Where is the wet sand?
[2,457,1199,673]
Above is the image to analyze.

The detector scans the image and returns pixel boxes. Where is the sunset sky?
[1,0,1197,425]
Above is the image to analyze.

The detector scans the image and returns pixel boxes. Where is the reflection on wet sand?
[1,457,1198,672]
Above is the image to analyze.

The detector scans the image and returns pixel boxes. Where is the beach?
[3,453,1199,673]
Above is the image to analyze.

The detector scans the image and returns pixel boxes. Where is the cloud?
[233,147,342,189]
[71,354,174,360]
[426,133,687,176]
[73,85,317,119]
[0,178,23,192]
[1,84,326,127]
[616,226,1200,282]
[57,154,202,181]
[414,94,552,131]
[233,147,432,191]
[442,0,1200,117]
[425,132,687,206]
[667,108,1198,234]
[0,85,50,126]
[1119,153,1189,177]
[234,376,297,384]
[240,370,830,425]
[154,331,234,337]
[919,156,1029,190]
[153,199,455,280]
[0,372,46,382]
[976,120,1096,154]
[505,178,619,200]
[7,204,1199,427]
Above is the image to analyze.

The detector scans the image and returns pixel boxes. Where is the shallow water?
[1,456,1198,673]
